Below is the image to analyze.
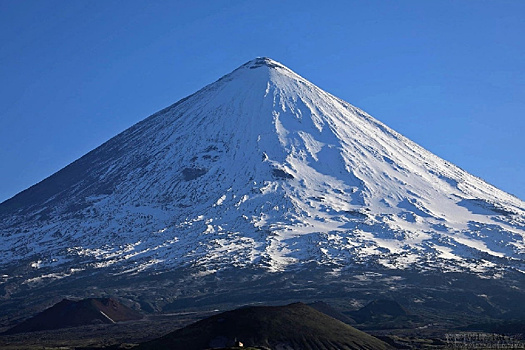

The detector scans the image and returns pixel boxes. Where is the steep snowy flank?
[1,57,524,285]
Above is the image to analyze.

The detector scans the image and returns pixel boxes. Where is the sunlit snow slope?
[1,58,524,285]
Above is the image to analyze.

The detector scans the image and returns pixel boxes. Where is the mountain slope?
[0,57,524,291]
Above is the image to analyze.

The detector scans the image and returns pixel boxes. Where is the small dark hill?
[350,299,409,324]
[308,301,356,325]
[139,302,391,350]
[4,298,142,334]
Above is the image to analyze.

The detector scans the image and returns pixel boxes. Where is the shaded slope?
[351,299,409,323]
[139,302,391,350]
[4,298,142,334]
[348,299,426,331]
[308,301,356,325]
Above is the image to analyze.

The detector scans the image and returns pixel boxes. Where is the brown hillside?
[3,298,142,334]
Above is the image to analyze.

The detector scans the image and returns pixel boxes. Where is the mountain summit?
[1,57,524,291]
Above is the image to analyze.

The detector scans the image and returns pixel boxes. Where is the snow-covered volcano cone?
[1,57,524,284]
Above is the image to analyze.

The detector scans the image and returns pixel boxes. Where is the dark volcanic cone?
[139,302,391,350]
[4,298,142,334]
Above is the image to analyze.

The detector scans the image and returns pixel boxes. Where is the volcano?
[1,57,524,321]
[3,298,142,334]
[138,302,390,350]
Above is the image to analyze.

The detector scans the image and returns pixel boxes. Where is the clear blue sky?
[1,0,524,202]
